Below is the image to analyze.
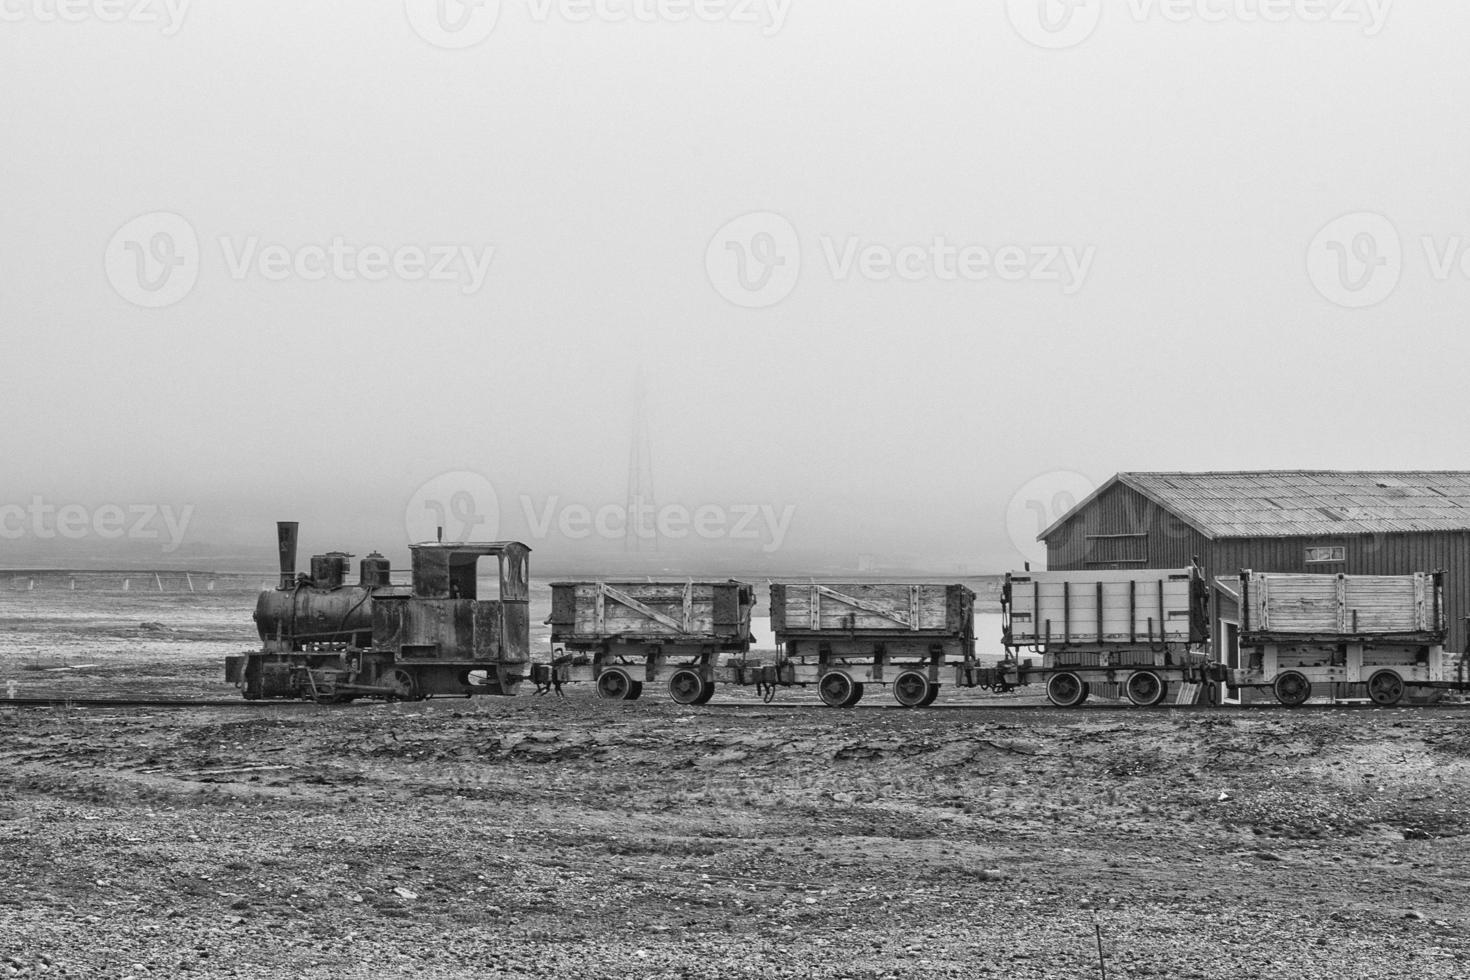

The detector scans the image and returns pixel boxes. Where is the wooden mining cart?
[544,580,757,704]
[765,582,977,707]
[989,566,1217,707]
[1230,570,1465,706]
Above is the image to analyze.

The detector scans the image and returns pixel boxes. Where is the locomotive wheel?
[1367,670,1405,707]
[596,668,637,701]
[381,668,422,702]
[892,670,932,708]
[668,668,711,706]
[1046,672,1088,708]
[1125,671,1169,708]
[819,673,858,708]
[1273,671,1311,707]
[918,683,941,707]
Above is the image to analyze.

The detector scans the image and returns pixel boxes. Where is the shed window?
[1305,546,1346,563]
[1083,533,1148,566]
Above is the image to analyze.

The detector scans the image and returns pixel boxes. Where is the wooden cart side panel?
[1007,570,1196,644]
[1249,572,1436,635]
[771,583,972,634]
[1345,574,1429,632]
[552,581,753,640]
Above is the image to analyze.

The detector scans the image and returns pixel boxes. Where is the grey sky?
[2,1,1466,571]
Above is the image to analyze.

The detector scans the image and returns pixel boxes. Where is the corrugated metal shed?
[1044,471,1470,540]
[1040,471,1470,656]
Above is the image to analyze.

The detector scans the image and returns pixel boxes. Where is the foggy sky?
[2,1,1467,573]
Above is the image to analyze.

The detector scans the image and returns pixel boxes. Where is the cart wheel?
[892,670,932,708]
[1273,670,1311,707]
[845,682,865,707]
[627,680,644,701]
[668,668,710,706]
[918,683,941,707]
[381,668,421,701]
[596,668,637,701]
[1047,672,1088,708]
[693,682,716,706]
[1367,670,1404,707]
[1125,671,1169,708]
[819,673,856,708]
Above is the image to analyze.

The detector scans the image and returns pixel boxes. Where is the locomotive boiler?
[227,521,533,702]
[252,521,398,653]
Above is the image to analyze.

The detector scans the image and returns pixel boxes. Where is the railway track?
[0,697,319,709]
[3,695,1469,714]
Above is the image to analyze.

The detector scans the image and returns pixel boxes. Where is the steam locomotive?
[225,522,531,701]
[226,522,1467,708]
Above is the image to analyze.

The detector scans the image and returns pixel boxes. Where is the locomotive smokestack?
[277,521,300,591]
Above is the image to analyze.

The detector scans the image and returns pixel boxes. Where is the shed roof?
[1042,471,1470,540]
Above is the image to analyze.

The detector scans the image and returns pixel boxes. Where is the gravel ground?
[3,699,1470,979]
[2,592,1469,978]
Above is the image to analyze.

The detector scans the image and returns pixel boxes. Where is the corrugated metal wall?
[1044,483,1210,571]
[1209,532,1470,653]
[1046,488,1470,654]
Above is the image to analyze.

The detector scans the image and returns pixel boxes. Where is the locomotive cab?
[368,541,532,697]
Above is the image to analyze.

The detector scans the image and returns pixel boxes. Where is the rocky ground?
[2,592,1469,978]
